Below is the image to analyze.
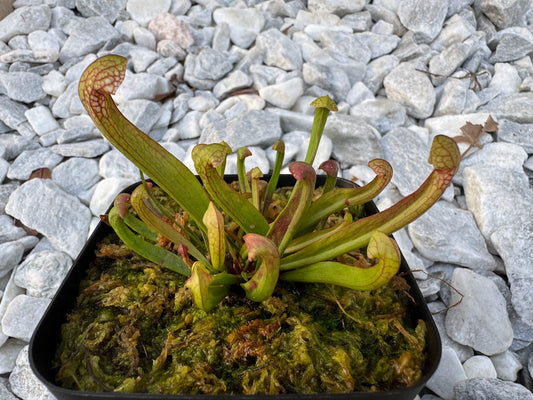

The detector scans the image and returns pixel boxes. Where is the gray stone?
[112,71,173,103]
[434,78,473,116]
[24,106,60,136]
[397,0,448,43]
[15,250,72,298]
[212,7,265,49]
[380,128,454,200]
[445,268,514,355]
[0,382,18,400]
[349,98,406,133]
[0,338,26,374]
[5,179,91,258]
[200,109,282,151]
[129,47,159,73]
[7,148,63,181]
[346,81,374,106]
[52,157,100,196]
[308,0,365,15]
[490,351,523,381]
[482,92,533,123]
[302,62,352,102]
[0,184,19,215]
[259,77,304,109]
[0,96,27,133]
[491,223,533,326]
[118,99,162,135]
[175,110,202,139]
[42,70,67,97]
[408,201,496,271]
[257,28,303,71]
[0,159,8,183]
[51,80,80,119]
[488,63,521,95]
[9,346,56,400]
[146,56,177,76]
[319,30,371,64]
[364,54,400,93]
[383,62,436,119]
[426,347,468,400]
[463,355,498,379]
[463,164,533,243]
[0,72,46,103]
[89,177,137,216]
[427,301,475,362]
[354,32,400,59]
[0,242,24,279]
[126,0,171,26]
[193,48,232,81]
[2,294,51,342]
[496,119,533,152]
[213,70,253,99]
[0,216,26,244]
[324,113,382,167]
[0,134,39,161]
[432,13,476,50]
[99,149,139,180]
[28,29,60,55]
[477,0,530,28]
[76,0,127,23]
[0,5,51,42]
[428,38,478,86]
[490,27,533,62]
[51,139,110,158]
[454,378,533,400]
[59,16,121,62]
[188,92,218,112]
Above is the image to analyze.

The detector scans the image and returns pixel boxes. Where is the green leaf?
[108,195,191,277]
[203,202,226,272]
[298,159,393,232]
[263,140,285,213]
[185,262,241,312]
[237,147,252,194]
[280,230,400,291]
[281,135,460,270]
[78,55,210,229]
[241,234,280,302]
[267,162,316,254]
[305,96,338,165]
[193,143,269,235]
[129,184,210,267]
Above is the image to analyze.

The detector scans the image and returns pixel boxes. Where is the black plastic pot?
[30,175,441,400]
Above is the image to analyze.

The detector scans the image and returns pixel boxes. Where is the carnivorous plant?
[79,55,460,311]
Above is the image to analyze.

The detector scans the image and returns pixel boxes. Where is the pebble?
[0,242,24,279]
[1,295,51,342]
[490,351,523,381]
[5,179,91,258]
[0,5,51,42]
[454,378,533,400]
[9,346,56,400]
[212,7,266,49]
[7,148,63,181]
[24,106,60,136]
[408,201,496,271]
[14,250,72,298]
[383,61,436,118]
[445,268,514,355]
[0,72,46,104]
[89,177,137,216]
[126,0,171,26]
[51,157,100,196]
[425,347,468,400]
[463,355,498,379]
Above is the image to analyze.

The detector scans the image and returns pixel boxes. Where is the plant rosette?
[30,55,459,399]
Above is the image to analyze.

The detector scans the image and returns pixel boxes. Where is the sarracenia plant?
[79,55,461,311]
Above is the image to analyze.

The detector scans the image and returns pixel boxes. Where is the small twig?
[410,269,464,315]
[415,68,489,91]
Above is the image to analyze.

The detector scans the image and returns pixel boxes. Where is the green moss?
[55,234,427,395]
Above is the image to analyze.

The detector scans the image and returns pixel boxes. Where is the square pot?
[29,175,441,400]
